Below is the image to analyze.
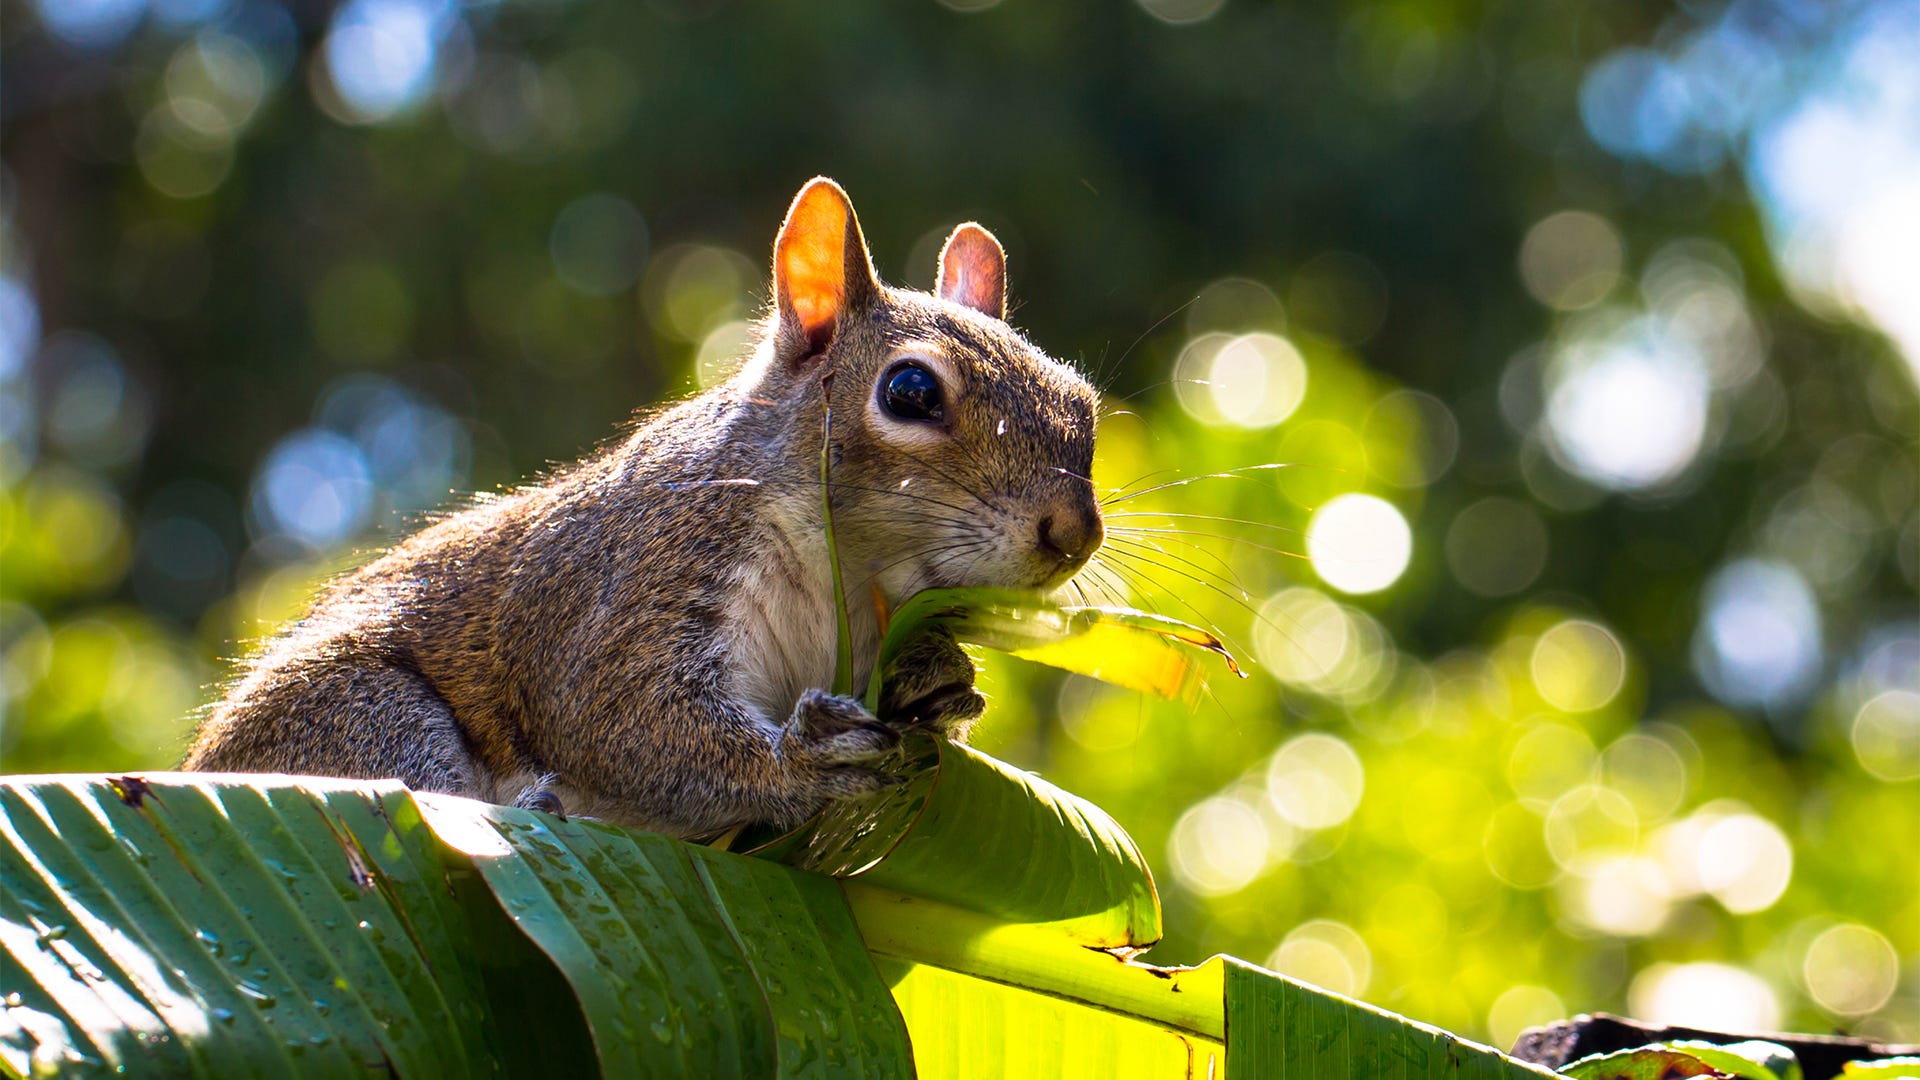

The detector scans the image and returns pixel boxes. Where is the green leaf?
[1559,1042,1802,1080]
[786,738,1161,949]
[1,772,1579,1079]
[1009,606,1244,701]
[1560,1046,1739,1079]
[415,794,914,1077]
[846,895,1557,1080]
[0,775,493,1079]
[865,586,1242,710]
[1666,1040,1801,1080]
[870,955,1222,1079]
[0,774,915,1079]
[1223,956,1558,1078]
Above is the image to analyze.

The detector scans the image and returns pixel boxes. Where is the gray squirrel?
[183,178,1105,837]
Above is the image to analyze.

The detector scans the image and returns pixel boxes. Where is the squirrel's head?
[749,177,1102,600]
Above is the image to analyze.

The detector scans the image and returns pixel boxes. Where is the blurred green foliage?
[3,0,1916,1052]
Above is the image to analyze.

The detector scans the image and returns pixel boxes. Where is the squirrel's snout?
[1034,498,1104,579]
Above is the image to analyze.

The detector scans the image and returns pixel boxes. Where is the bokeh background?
[3,0,1916,1051]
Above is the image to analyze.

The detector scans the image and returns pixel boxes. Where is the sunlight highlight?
[1267,919,1372,998]
[1169,795,1270,897]
[1173,331,1307,430]
[1529,619,1626,713]
[1306,493,1411,594]
[321,0,453,123]
[1629,962,1780,1032]
[1266,733,1365,830]
[1692,558,1823,710]
[1543,318,1709,491]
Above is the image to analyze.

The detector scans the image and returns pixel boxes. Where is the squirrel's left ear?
[773,177,880,370]
[936,223,1006,321]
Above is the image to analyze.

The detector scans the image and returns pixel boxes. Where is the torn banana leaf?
[865,586,1242,710]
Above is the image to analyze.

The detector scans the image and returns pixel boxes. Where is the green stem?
[821,379,855,697]
[841,882,1227,1041]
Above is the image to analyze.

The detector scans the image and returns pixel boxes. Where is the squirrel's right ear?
[936,223,1007,321]
[773,177,879,371]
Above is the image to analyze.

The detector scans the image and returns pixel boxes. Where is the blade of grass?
[821,375,854,697]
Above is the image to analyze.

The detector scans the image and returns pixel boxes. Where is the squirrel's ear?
[936,223,1006,321]
[773,177,879,368]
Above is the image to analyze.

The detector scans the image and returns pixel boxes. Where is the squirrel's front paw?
[780,689,904,801]
[880,629,986,738]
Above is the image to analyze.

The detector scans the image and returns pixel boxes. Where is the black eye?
[880,362,945,423]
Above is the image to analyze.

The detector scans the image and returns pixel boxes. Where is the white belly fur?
[724,504,877,732]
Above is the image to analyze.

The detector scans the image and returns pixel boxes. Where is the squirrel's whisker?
[1101,525,1246,586]
[1099,463,1305,507]
[892,447,1005,514]
[1084,552,1249,663]
[1102,534,1252,600]
[1108,524,1311,563]
[1095,545,1269,663]
[1106,510,1309,540]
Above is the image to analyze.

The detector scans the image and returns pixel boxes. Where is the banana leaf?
[782,737,1160,950]
[2,769,1561,1079]
[864,586,1242,710]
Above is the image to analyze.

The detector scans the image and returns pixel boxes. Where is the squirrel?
[182,178,1106,838]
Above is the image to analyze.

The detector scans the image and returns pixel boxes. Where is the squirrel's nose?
[1035,498,1104,574]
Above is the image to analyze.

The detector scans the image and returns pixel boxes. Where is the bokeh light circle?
[1543,784,1639,867]
[1692,558,1823,710]
[1209,333,1308,429]
[1695,812,1793,914]
[1561,853,1671,937]
[1445,497,1549,597]
[1266,733,1365,830]
[321,0,449,124]
[1599,733,1689,823]
[1507,723,1598,806]
[1487,985,1567,1053]
[1136,0,1227,26]
[1266,920,1371,998]
[1628,962,1780,1032]
[1802,923,1899,1016]
[1251,587,1393,703]
[1307,493,1412,594]
[1851,689,1920,781]
[1169,795,1269,897]
[550,193,649,297]
[250,429,374,549]
[1529,619,1627,712]
[1519,210,1624,310]
[1543,324,1710,491]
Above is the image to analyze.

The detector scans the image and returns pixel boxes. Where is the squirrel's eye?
[881,363,945,423]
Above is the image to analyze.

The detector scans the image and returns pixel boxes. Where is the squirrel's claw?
[511,778,568,819]
[901,684,986,735]
[880,629,983,738]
